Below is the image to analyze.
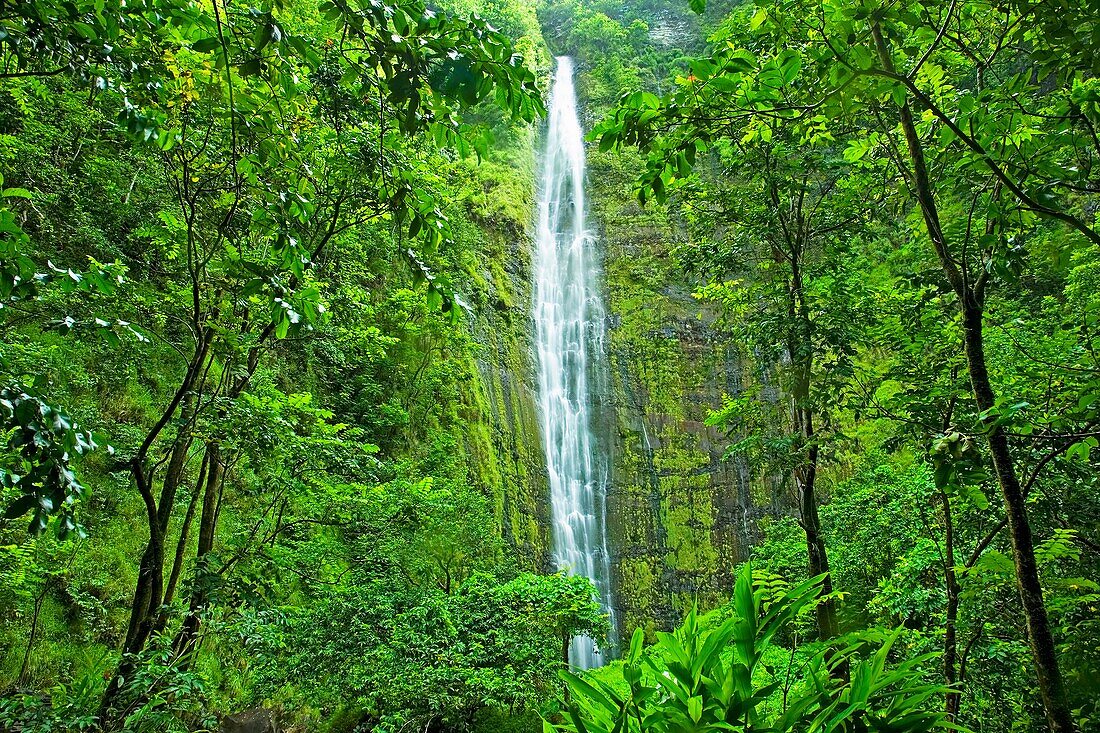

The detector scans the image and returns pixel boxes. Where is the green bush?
[551,564,959,733]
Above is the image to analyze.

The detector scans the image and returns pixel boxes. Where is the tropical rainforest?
[1,0,1099,731]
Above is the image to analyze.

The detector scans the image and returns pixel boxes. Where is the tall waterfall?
[534,56,615,669]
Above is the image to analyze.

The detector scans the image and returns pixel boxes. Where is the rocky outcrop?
[463,219,554,572]
[220,707,279,733]
[457,87,768,644]
[586,147,763,641]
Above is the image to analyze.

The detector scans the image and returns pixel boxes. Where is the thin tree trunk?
[102,332,214,723]
[940,489,961,721]
[788,245,840,644]
[799,439,838,639]
[938,379,964,720]
[872,22,1075,733]
[120,432,193,654]
[99,464,166,727]
[961,306,1073,731]
[561,633,571,702]
[18,582,48,686]
[173,442,224,661]
[172,327,277,662]
[162,454,207,610]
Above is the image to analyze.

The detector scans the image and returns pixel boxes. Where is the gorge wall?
[588,148,762,638]
[458,132,763,646]
[455,0,770,645]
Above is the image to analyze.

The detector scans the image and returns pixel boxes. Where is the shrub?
[551,564,961,733]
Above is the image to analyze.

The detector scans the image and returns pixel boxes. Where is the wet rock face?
[602,307,758,637]
[220,707,278,733]
[458,103,769,644]
[585,149,763,642]
[464,223,554,573]
[646,10,694,48]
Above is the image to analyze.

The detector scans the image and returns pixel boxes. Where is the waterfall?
[533,56,615,670]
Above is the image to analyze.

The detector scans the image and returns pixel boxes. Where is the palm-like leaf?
[548,563,966,733]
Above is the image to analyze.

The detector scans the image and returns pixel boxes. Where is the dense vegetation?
[1,0,1098,732]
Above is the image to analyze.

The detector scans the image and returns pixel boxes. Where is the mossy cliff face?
[434,7,558,575]
[446,119,557,573]
[462,216,555,573]
[454,60,762,638]
[446,0,757,642]
[585,145,759,640]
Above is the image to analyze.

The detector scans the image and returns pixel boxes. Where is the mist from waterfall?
[533,56,615,670]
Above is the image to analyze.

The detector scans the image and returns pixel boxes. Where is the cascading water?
[534,56,615,669]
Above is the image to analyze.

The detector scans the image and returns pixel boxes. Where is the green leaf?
[628,627,645,662]
[779,52,801,84]
[688,695,703,722]
[4,493,36,519]
[710,76,740,93]
[191,36,221,53]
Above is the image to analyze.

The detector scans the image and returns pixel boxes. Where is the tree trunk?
[101,333,213,723]
[798,427,839,640]
[120,432,193,653]
[173,441,224,661]
[960,305,1073,732]
[939,489,961,721]
[561,633,571,702]
[154,448,211,639]
[872,22,1075,732]
[18,581,48,686]
[788,246,840,644]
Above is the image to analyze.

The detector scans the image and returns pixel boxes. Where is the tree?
[0,0,542,725]
[682,133,874,648]
[596,0,1100,727]
[88,0,540,722]
[244,475,606,731]
[592,19,887,655]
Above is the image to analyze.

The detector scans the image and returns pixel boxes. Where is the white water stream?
[533,56,615,669]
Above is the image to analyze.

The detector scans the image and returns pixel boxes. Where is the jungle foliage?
[1,0,1099,732]
[590,0,1100,730]
[0,0,603,730]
